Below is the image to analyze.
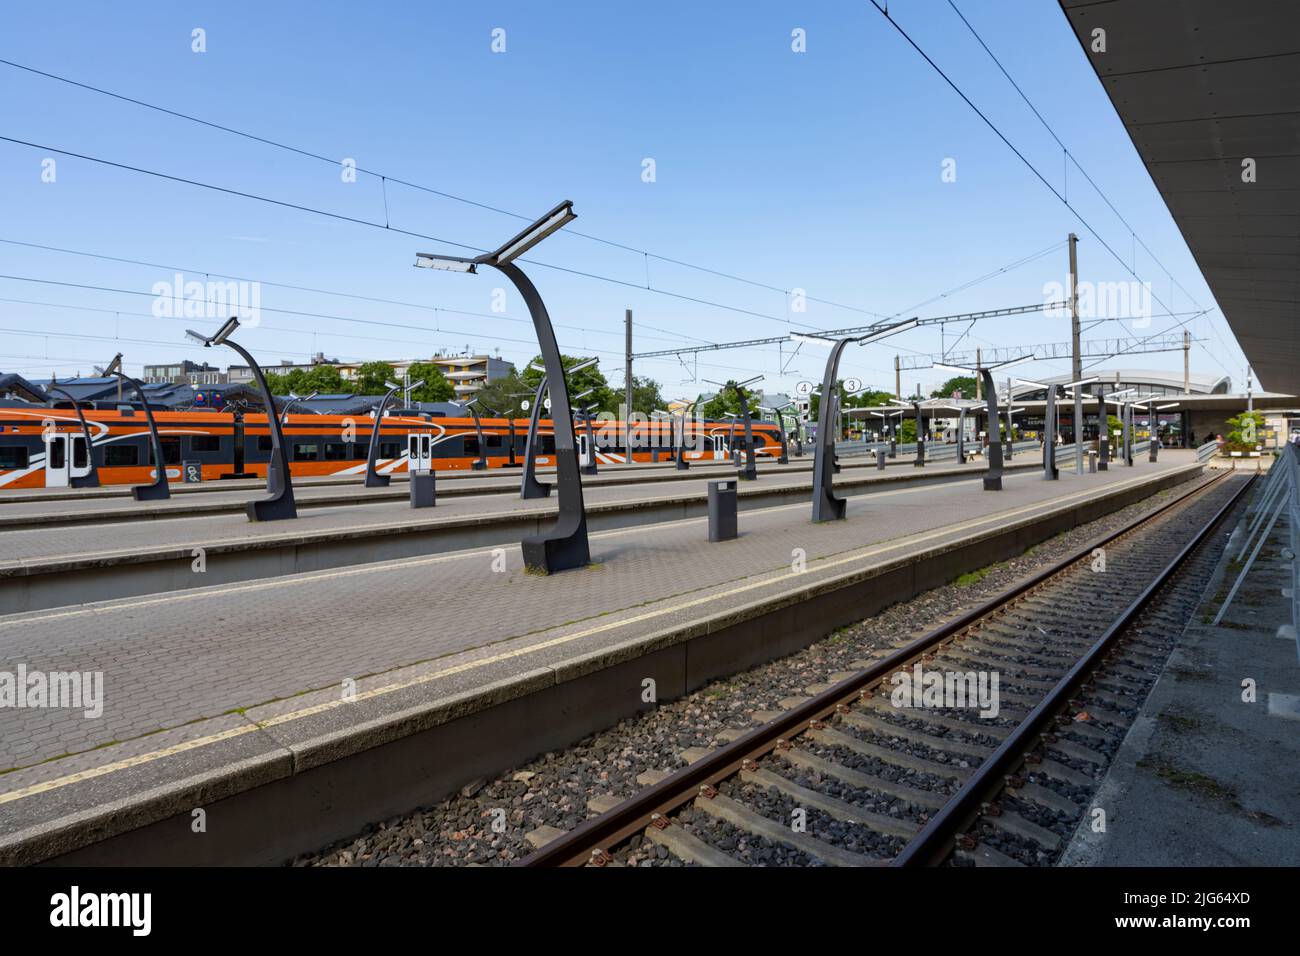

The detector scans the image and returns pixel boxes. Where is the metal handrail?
[1197,439,1219,462]
[1211,442,1299,663]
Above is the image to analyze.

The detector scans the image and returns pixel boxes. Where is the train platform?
[0,450,1206,864]
[1061,478,1300,866]
[0,454,1042,614]
[0,442,1030,527]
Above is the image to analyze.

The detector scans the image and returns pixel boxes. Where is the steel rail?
[518,468,1234,867]
[894,467,1256,866]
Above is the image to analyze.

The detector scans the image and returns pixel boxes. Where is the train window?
[294,443,320,461]
[257,436,273,452]
[72,437,88,468]
[104,445,139,467]
[48,440,66,469]
[324,442,349,460]
[463,438,480,455]
[0,446,29,469]
[148,438,181,465]
[379,441,401,459]
[190,436,221,453]
[486,435,503,449]
[540,435,556,454]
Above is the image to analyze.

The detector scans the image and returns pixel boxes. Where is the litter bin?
[409,470,436,508]
[707,479,737,542]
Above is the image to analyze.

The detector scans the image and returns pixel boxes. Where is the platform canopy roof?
[1059,0,1299,396]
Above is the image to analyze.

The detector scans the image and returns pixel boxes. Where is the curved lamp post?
[97,353,170,501]
[912,400,926,468]
[186,319,296,519]
[481,400,519,467]
[363,382,403,487]
[758,403,790,465]
[1019,377,1060,481]
[281,390,319,424]
[416,200,591,573]
[572,387,598,475]
[519,371,552,498]
[672,400,697,470]
[459,397,489,471]
[934,355,1032,491]
[708,377,761,477]
[796,319,917,523]
[46,385,101,488]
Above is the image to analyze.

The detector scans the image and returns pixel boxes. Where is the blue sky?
[0,0,1248,400]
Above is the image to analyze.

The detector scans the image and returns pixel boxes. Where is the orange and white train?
[0,405,785,490]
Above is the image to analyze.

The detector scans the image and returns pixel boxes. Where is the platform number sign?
[844,377,862,394]
[520,400,530,411]
[795,381,813,396]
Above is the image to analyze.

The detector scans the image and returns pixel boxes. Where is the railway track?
[518,469,1254,867]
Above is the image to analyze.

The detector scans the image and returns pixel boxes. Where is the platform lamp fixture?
[361,380,411,488]
[281,390,319,424]
[869,408,904,459]
[186,318,296,519]
[94,353,172,501]
[1016,377,1062,480]
[705,375,763,479]
[757,403,791,465]
[480,399,519,467]
[933,354,1032,490]
[416,200,592,573]
[45,385,101,488]
[795,317,919,522]
[1139,400,1180,461]
[1059,375,1101,473]
[455,397,489,471]
[571,387,599,475]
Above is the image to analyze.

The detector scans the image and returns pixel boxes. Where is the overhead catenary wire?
[0,57,885,323]
[944,0,1204,313]
[864,0,1205,352]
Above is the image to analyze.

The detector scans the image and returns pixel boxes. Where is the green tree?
[262,368,305,396]
[300,364,347,394]
[700,381,760,421]
[403,361,455,403]
[519,354,617,413]
[353,361,396,395]
[473,369,531,418]
[930,375,977,400]
[1224,410,1265,452]
[625,375,664,416]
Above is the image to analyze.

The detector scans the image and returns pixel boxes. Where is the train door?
[577,432,593,467]
[407,432,433,472]
[44,433,69,487]
[712,433,730,461]
[69,434,92,483]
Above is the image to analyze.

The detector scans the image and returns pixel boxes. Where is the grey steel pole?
[914,401,925,467]
[364,384,402,488]
[520,374,551,498]
[494,261,589,573]
[812,338,854,522]
[737,389,757,480]
[624,309,633,438]
[1069,233,1084,474]
[115,373,170,501]
[956,407,967,464]
[1096,389,1109,471]
[979,369,1002,491]
[221,337,297,520]
[47,386,100,488]
[469,404,488,471]
[578,406,598,476]
[1044,385,1059,480]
